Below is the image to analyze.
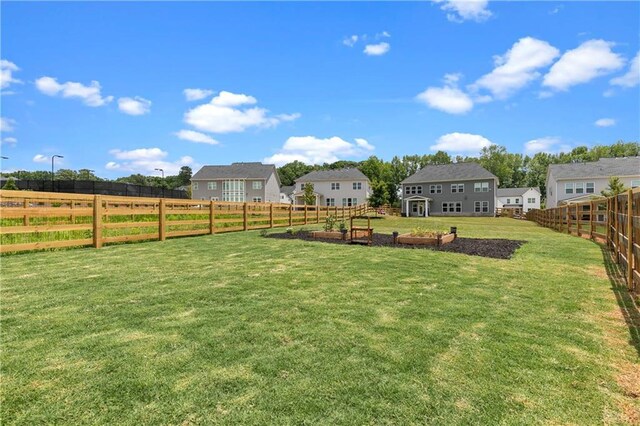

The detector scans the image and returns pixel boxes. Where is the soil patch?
[267,231,525,259]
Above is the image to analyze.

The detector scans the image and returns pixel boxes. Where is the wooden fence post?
[289,204,293,226]
[590,201,595,240]
[626,189,634,290]
[269,203,274,228]
[23,198,29,226]
[576,204,580,236]
[304,205,308,225]
[243,202,248,231]
[316,205,320,223]
[614,195,619,263]
[159,199,166,241]
[93,195,102,248]
[566,205,571,234]
[214,200,216,234]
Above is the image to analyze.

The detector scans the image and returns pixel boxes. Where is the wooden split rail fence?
[0,190,368,253]
[526,187,640,292]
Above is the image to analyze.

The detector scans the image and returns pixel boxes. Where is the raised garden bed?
[396,232,456,246]
[311,230,347,240]
[267,231,525,259]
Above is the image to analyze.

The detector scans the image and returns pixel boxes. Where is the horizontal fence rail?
[526,188,640,293]
[0,190,368,253]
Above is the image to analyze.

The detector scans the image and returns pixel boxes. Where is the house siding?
[293,180,370,206]
[401,179,497,217]
[546,175,640,208]
[191,178,280,203]
[496,188,541,212]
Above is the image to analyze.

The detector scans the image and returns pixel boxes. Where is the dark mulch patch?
[266,231,526,259]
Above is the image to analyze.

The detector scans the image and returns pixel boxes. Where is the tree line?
[276,141,639,206]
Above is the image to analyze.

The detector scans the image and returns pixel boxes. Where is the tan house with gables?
[191,162,281,203]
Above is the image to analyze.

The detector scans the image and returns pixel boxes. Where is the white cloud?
[0,117,16,132]
[542,40,625,91]
[472,37,560,99]
[118,96,151,115]
[433,0,492,23]
[524,137,572,154]
[1,137,17,146]
[430,132,493,152]
[363,42,390,56]
[174,129,219,145]
[107,148,194,175]
[416,74,473,114]
[0,59,22,90]
[343,35,359,47]
[183,88,214,101]
[594,118,616,127]
[184,90,299,134]
[264,136,375,166]
[33,154,48,163]
[35,76,114,107]
[610,50,640,88]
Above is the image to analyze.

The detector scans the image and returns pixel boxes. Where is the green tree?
[2,177,19,190]
[368,180,390,207]
[55,169,78,180]
[77,169,102,181]
[601,176,627,197]
[176,166,192,187]
[277,161,314,186]
[302,183,316,205]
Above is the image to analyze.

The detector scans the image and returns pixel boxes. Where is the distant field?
[2,217,638,424]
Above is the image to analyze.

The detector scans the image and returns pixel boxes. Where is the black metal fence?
[0,179,188,199]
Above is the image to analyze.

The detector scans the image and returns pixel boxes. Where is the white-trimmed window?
[353,182,362,190]
[527,197,536,203]
[252,181,262,190]
[207,181,217,190]
[406,185,423,195]
[632,180,640,188]
[331,182,340,190]
[515,198,520,204]
[565,183,574,194]
[252,197,262,202]
[222,179,245,202]
[442,202,462,213]
[586,182,595,193]
[474,182,489,192]
[474,201,489,213]
[192,182,199,190]
[342,198,357,207]
[507,198,511,204]
[326,198,335,207]
[575,182,584,194]
[429,184,442,194]
[451,184,464,193]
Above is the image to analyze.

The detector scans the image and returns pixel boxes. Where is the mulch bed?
[266,231,525,259]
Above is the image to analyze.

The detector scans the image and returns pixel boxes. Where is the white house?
[496,187,541,212]
[293,168,370,206]
[546,157,640,208]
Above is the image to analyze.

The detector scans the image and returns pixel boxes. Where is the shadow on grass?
[601,245,640,357]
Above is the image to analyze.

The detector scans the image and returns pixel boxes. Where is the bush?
[324,215,337,232]
[2,178,18,190]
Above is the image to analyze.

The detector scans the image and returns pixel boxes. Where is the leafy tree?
[601,176,627,197]
[176,166,192,187]
[368,180,390,207]
[302,183,316,205]
[2,177,19,190]
[55,169,78,180]
[277,161,314,186]
[77,169,102,181]
[429,151,452,165]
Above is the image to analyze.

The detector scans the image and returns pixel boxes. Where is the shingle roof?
[549,157,640,180]
[192,162,278,181]
[497,187,540,197]
[280,185,295,195]
[295,168,369,182]
[401,162,498,184]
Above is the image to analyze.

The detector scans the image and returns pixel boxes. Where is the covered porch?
[293,191,322,206]
[404,196,432,217]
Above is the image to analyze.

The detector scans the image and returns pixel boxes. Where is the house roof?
[401,162,498,184]
[192,163,279,183]
[295,168,369,182]
[280,185,295,195]
[497,187,540,197]
[548,157,640,180]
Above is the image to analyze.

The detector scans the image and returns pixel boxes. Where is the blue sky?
[1,1,639,178]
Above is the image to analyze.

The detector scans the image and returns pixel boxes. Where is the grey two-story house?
[401,162,498,217]
[191,162,281,203]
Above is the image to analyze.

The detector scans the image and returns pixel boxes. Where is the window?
[527,197,536,203]
[252,197,262,202]
[222,179,245,202]
[353,182,362,190]
[474,182,489,192]
[252,181,262,190]
[326,198,335,207]
[474,201,489,213]
[300,183,306,190]
[507,198,511,204]
[331,182,340,190]
[442,202,462,213]
[632,180,640,188]
[575,182,584,194]
[192,182,199,190]
[406,185,423,195]
[342,198,357,206]
[210,197,219,201]
[451,184,464,193]
[429,184,442,194]
[515,198,520,204]
[207,181,217,190]
[586,182,595,193]
[565,183,574,194]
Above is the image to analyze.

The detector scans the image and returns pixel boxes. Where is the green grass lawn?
[2,217,639,424]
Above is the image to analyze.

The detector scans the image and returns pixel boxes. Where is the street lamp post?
[154,168,165,198]
[0,156,8,179]
[51,155,63,192]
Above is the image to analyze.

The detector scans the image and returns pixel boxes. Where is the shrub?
[259,229,269,237]
[409,226,448,238]
[324,215,337,232]
[338,220,347,232]
[2,178,18,190]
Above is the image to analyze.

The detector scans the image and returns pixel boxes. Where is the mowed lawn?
[2,217,639,424]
